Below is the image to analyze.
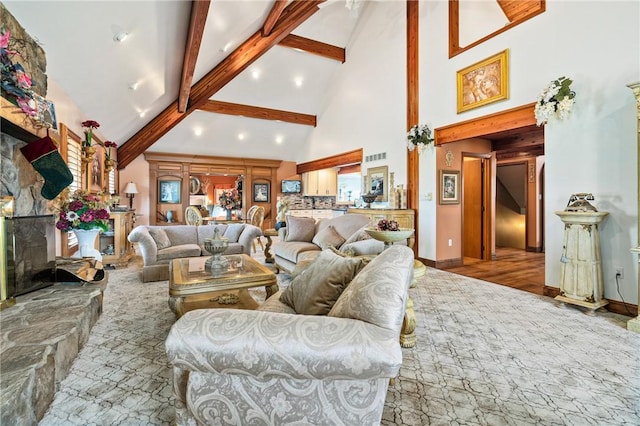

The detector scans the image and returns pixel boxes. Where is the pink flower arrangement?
[219,189,241,210]
[81,120,100,147]
[52,190,110,232]
[104,140,117,161]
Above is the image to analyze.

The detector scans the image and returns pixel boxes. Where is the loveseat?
[165,245,415,425]
[128,223,262,282]
[273,213,384,273]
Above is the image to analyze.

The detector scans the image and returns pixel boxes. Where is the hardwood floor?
[441,247,545,295]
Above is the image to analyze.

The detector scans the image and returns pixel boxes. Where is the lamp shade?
[124,182,138,194]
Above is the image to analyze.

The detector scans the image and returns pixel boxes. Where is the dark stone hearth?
[0,280,105,425]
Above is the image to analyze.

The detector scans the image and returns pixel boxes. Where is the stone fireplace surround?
[1,121,108,423]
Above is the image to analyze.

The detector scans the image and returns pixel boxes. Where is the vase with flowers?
[81,119,100,164]
[406,124,434,154]
[51,189,110,260]
[534,76,576,126]
[219,189,241,220]
[103,140,117,173]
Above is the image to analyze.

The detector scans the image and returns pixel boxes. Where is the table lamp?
[124,182,138,209]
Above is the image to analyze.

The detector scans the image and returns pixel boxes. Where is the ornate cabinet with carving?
[99,210,135,267]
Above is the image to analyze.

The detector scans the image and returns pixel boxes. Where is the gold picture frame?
[367,166,388,202]
[456,49,509,113]
[439,170,460,205]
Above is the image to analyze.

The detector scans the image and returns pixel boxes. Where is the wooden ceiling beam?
[296,149,362,174]
[263,0,288,36]
[278,34,345,63]
[200,100,316,127]
[178,0,211,113]
[188,0,324,110]
[118,0,323,169]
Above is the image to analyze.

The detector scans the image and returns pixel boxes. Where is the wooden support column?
[407,0,419,257]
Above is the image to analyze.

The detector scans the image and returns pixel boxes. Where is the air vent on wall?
[365,152,386,162]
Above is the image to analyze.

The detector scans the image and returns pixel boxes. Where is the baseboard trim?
[543,286,637,317]
[526,246,543,253]
[432,257,463,269]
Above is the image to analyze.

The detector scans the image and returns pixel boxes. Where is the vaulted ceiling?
[3,0,365,166]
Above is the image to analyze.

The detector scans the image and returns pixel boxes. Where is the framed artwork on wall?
[253,182,269,203]
[367,166,388,202]
[439,170,460,205]
[159,180,181,204]
[456,49,509,113]
[88,144,103,193]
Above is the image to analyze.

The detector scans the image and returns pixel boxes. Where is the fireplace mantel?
[0,96,50,142]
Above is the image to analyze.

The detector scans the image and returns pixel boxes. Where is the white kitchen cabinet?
[302,169,337,196]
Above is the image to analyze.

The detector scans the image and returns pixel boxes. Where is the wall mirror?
[449,0,545,58]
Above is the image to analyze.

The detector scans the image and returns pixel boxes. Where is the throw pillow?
[148,228,171,250]
[342,224,372,246]
[224,224,245,242]
[285,216,316,242]
[279,249,368,315]
[312,225,346,249]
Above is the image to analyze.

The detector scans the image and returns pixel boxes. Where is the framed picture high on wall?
[439,170,460,205]
[456,49,509,113]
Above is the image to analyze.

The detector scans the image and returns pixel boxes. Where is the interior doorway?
[495,162,527,250]
[436,103,545,294]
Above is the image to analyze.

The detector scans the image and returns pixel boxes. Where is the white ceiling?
[3,0,367,162]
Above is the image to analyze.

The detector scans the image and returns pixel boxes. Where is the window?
[60,124,83,253]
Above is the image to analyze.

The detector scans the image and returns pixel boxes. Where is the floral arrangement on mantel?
[1,27,35,116]
[534,76,576,126]
[51,189,110,232]
[377,219,400,231]
[406,124,434,154]
[219,188,241,210]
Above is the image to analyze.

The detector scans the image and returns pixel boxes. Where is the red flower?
[68,200,84,211]
[81,120,100,129]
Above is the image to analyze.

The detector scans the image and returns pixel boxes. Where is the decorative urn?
[204,228,229,274]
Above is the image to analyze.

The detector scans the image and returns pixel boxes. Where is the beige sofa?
[273,213,384,273]
[128,223,262,282]
[165,245,415,425]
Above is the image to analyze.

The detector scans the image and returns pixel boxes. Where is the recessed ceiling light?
[138,110,146,118]
[128,82,139,91]
[113,31,129,42]
[194,127,203,136]
[238,133,245,140]
[275,135,283,144]
[294,77,304,87]
[251,69,261,80]
[220,42,232,53]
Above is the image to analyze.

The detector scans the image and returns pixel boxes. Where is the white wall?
[310,1,639,304]
[302,1,408,188]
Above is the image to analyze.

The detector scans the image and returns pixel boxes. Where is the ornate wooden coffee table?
[168,254,278,318]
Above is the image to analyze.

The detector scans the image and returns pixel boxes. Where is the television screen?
[281,180,301,193]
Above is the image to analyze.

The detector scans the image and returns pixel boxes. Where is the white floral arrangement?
[534,76,576,126]
[407,124,434,154]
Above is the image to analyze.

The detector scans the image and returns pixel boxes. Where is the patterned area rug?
[39,255,640,425]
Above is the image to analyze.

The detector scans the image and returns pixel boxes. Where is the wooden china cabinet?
[145,152,281,228]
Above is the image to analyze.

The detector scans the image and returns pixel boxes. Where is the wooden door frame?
[461,152,493,261]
